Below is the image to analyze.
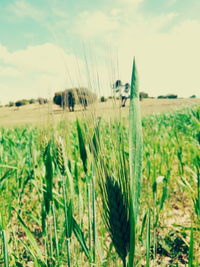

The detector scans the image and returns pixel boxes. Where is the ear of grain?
[77,120,88,174]
[56,136,74,197]
[128,58,143,267]
[43,141,53,215]
[100,175,130,266]
[56,136,66,176]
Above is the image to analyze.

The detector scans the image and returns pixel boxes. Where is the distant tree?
[38,98,48,104]
[139,92,149,100]
[15,99,29,107]
[8,101,15,107]
[15,101,23,107]
[190,95,196,98]
[53,87,97,112]
[157,95,167,99]
[29,99,36,104]
[100,96,107,102]
[158,94,178,99]
[166,94,178,99]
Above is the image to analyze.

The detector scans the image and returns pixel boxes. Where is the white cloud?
[0,43,87,104]
[52,8,68,18]
[110,9,121,16]
[0,66,21,77]
[0,43,79,76]
[115,18,200,97]
[8,0,44,21]
[1,1,200,104]
[74,11,119,38]
[74,7,200,97]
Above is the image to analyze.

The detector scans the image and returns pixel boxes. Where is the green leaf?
[18,214,45,263]
[66,200,73,239]
[73,218,92,262]
[128,58,143,267]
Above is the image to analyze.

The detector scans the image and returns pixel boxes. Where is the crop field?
[0,98,200,127]
[0,66,200,266]
[1,100,200,267]
[0,104,200,266]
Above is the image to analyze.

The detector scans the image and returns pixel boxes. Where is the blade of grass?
[146,209,150,267]
[128,58,143,267]
[18,214,45,263]
[1,230,9,267]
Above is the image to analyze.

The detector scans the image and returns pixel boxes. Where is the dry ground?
[0,98,200,126]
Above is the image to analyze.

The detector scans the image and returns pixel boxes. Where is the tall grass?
[0,81,200,265]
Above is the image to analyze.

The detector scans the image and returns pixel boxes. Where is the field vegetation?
[0,63,200,266]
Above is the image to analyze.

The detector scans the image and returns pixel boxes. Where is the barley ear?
[100,175,130,266]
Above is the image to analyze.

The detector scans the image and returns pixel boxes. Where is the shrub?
[29,99,36,104]
[158,95,167,99]
[8,101,15,107]
[190,95,196,98]
[139,92,149,99]
[158,95,178,99]
[15,99,29,107]
[100,96,107,102]
[166,94,178,99]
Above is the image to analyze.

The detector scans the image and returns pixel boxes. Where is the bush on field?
[139,92,149,99]
[8,101,15,107]
[15,99,29,107]
[53,87,97,110]
[158,94,178,99]
[190,95,196,98]
[157,95,167,99]
[100,96,107,102]
[29,99,36,104]
[166,94,178,99]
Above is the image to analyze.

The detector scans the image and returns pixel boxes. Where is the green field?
[0,101,200,266]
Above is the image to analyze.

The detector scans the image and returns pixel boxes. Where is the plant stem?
[52,202,59,258]
[92,173,96,263]
[66,239,71,267]
[2,230,9,267]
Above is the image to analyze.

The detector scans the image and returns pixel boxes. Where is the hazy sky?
[0,0,200,104]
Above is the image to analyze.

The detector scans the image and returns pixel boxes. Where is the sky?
[0,0,200,104]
